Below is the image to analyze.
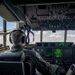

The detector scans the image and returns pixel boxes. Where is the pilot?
[9,29,63,75]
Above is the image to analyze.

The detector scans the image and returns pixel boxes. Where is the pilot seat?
[0,51,35,75]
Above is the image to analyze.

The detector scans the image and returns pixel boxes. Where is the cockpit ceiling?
[11,0,75,5]
[1,0,75,30]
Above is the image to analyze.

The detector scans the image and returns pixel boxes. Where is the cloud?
[67,30,75,34]
[34,31,40,35]
[49,34,55,37]
[48,34,62,38]
[0,37,2,39]
[67,35,75,37]
[0,26,2,28]
[43,31,48,34]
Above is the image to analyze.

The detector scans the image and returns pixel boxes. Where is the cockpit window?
[43,30,65,42]
[30,31,40,44]
[0,16,3,45]
[7,22,16,30]
[6,22,16,47]
[0,16,3,31]
[66,30,75,43]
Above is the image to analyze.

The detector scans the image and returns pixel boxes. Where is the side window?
[0,17,3,47]
[0,16,16,47]
[6,22,16,47]
[7,22,16,30]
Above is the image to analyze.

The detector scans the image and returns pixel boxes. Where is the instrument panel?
[35,42,74,67]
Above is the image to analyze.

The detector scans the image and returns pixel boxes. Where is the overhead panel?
[26,4,75,30]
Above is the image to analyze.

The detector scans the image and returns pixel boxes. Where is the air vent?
[38,5,46,9]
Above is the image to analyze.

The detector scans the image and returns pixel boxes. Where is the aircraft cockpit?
[0,0,75,75]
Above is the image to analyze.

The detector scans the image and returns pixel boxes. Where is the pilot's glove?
[53,66,66,75]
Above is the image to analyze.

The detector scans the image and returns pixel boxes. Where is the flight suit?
[10,44,60,75]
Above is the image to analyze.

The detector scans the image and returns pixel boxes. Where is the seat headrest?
[0,52,25,61]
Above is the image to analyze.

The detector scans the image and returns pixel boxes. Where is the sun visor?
[0,0,25,22]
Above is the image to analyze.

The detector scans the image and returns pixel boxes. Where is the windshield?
[29,30,75,44]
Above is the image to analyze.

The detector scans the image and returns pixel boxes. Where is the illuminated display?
[46,48,52,58]
[59,42,73,47]
[54,48,62,58]
[46,53,50,57]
